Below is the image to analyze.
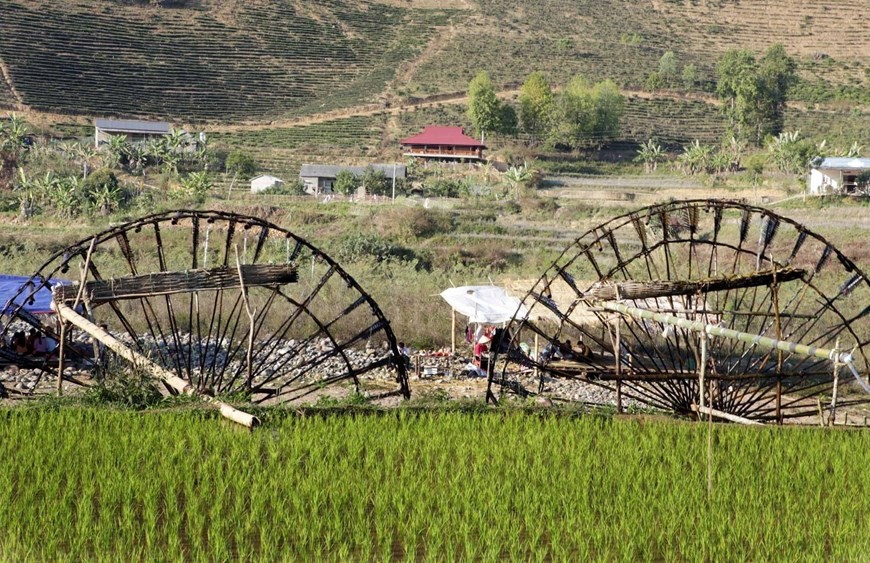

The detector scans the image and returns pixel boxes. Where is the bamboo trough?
[53,263,297,305]
[582,268,805,301]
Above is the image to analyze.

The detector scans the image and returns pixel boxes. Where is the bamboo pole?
[614,318,622,414]
[52,300,259,428]
[829,338,841,427]
[698,332,707,416]
[603,302,855,365]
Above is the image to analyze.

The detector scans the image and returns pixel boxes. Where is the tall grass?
[1,407,869,560]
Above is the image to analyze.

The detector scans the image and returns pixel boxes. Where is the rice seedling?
[0,407,869,560]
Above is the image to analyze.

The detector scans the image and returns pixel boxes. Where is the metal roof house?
[809,157,870,194]
[400,126,485,161]
[94,118,172,147]
[299,164,406,194]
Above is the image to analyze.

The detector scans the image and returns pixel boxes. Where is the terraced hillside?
[1,0,866,124]
[0,0,460,121]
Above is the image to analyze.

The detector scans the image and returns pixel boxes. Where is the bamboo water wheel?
[0,210,410,403]
[488,200,870,422]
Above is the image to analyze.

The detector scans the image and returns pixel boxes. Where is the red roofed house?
[400,126,486,161]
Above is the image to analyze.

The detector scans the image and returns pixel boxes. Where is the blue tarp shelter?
[0,275,73,315]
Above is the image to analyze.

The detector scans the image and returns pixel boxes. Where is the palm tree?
[104,134,130,170]
[180,171,214,203]
[504,163,534,199]
[634,139,664,174]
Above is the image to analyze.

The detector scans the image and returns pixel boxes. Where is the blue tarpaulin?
[0,275,73,315]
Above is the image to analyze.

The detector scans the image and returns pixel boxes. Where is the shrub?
[225,150,256,180]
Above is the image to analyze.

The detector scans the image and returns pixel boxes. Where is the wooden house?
[400,126,485,161]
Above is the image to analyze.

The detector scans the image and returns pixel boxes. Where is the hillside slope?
[0,0,460,121]
[0,0,866,123]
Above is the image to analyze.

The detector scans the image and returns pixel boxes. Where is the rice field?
[1,407,869,560]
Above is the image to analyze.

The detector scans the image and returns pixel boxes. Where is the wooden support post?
[533,333,539,380]
[698,332,707,417]
[614,318,622,414]
[692,404,762,425]
[772,267,783,425]
[817,397,824,427]
[59,238,97,396]
[52,301,259,428]
[829,338,841,427]
[236,250,256,392]
[451,308,456,354]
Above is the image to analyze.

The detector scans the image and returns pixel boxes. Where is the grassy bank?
[1,407,868,560]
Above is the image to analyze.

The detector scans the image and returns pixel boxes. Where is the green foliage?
[82,168,127,215]
[634,139,665,173]
[467,70,501,141]
[336,232,399,263]
[550,76,625,149]
[177,171,214,203]
[519,71,554,143]
[333,169,358,195]
[681,63,698,90]
[225,149,257,180]
[360,166,389,196]
[716,44,797,144]
[658,51,677,85]
[766,130,815,174]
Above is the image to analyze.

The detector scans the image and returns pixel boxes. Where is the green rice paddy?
[1,407,868,560]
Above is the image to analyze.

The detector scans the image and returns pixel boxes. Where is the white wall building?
[808,157,870,194]
[250,174,284,193]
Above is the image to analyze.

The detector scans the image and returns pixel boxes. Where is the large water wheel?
[488,200,869,422]
[0,210,409,403]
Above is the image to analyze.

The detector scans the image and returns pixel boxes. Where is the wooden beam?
[54,263,297,304]
[53,301,259,429]
[691,404,763,425]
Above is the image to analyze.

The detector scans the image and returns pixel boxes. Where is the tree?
[550,76,624,149]
[225,150,256,179]
[681,63,698,90]
[495,103,518,137]
[658,51,677,86]
[333,170,358,195]
[716,45,796,144]
[519,72,554,143]
[757,44,797,138]
[467,71,501,143]
[360,166,388,196]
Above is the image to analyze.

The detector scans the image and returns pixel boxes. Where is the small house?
[400,126,485,161]
[94,118,171,147]
[809,157,870,194]
[299,164,406,194]
[250,175,284,193]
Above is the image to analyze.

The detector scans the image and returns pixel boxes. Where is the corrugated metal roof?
[817,157,870,170]
[400,126,485,148]
[94,118,171,134]
[299,164,407,179]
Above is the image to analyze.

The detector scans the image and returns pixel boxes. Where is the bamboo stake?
[614,318,622,414]
[829,338,841,427]
[58,239,97,396]
[52,300,259,428]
